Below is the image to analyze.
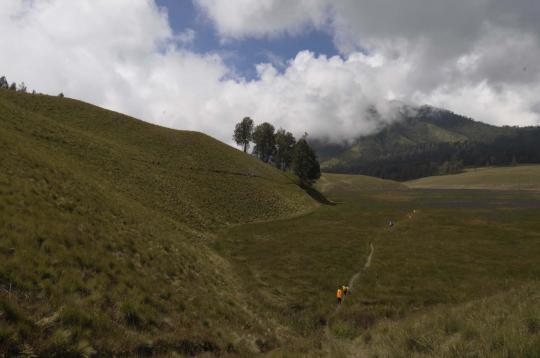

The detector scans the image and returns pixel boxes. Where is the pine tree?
[292,137,321,187]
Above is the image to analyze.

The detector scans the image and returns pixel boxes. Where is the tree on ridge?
[252,122,276,163]
[233,117,254,153]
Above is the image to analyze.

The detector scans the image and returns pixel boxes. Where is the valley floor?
[215,176,540,357]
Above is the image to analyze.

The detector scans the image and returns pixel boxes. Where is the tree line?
[0,75,64,97]
[0,75,29,93]
[233,117,320,187]
[327,129,540,181]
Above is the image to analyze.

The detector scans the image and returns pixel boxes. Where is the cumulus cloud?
[196,0,540,132]
[195,0,329,39]
[0,0,232,138]
[1,0,539,147]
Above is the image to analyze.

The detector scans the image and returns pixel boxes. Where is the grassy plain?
[217,173,540,356]
[407,165,540,190]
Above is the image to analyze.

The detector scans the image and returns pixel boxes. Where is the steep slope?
[313,106,540,180]
[0,90,316,356]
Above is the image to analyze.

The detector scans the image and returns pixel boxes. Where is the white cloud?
[195,0,329,39]
[195,0,540,133]
[1,0,539,147]
[174,28,196,45]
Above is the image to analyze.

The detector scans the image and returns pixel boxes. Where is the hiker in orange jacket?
[336,287,343,305]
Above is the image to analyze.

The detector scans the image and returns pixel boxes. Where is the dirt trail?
[348,242,374,293]
[323,210,418,356]
[323,242,375,356]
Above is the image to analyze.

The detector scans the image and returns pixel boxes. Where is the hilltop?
[0,90,316,356]
[312,106,540,180]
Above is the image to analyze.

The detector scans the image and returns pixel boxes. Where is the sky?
[1,0,540,144]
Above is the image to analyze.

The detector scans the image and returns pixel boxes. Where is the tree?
[293,137,321,187]
[252,122,276,163]
[17,82,27,93]
[274,129,296,170]
[233,117,254,153]
[0,76,8,89]
[58,92,64,98]
[9,82,16,91]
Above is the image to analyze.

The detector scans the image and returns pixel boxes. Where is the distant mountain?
[311,106,540,181]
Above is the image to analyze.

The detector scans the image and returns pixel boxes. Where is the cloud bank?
[1,0,539,145]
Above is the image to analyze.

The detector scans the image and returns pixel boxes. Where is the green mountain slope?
[312,106,540,181]
[0,90,316,356]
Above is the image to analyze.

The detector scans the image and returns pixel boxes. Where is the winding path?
[324,242,375,355]
[348,242,374,293]
[323,209,418,356]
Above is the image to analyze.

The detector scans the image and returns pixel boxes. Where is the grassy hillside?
[407,165,540,190]
[0,90,316,356]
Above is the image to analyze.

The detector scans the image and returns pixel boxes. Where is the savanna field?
[1,91,540,357]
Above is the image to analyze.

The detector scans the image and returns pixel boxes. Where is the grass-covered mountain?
[312,106,540,181]
[0,90,317,356]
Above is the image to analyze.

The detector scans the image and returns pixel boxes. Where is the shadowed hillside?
[0,90,316,356]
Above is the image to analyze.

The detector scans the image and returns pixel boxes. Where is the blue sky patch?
[156,0,338,80]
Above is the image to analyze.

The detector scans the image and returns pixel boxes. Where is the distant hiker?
[336,287,343,305]
[388,220,394,227]
[343,285,350,296]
